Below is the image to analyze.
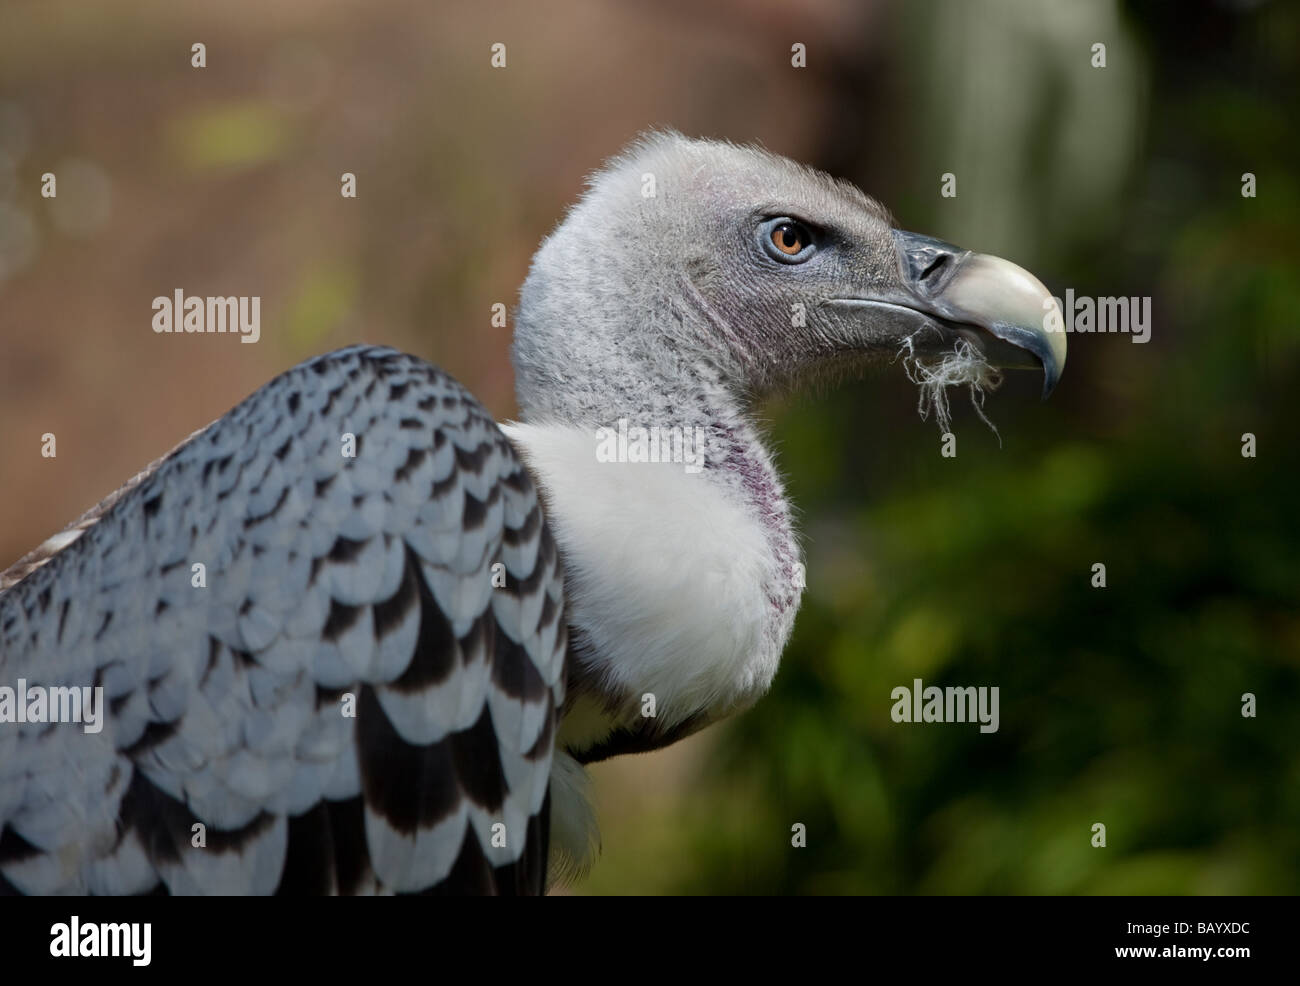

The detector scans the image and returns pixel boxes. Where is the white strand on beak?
[896,335,1004,443]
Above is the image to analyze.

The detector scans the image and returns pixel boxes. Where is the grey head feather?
[512,131,902,425]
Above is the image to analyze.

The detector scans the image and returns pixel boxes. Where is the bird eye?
[761,218,817,263]
[772,224,806,254]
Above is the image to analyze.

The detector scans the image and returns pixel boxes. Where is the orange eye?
[770,222,808,255]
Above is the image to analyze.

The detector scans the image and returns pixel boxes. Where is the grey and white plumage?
[0,132,1064,894]
[1,349,564,893]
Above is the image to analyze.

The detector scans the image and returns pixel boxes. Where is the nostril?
[919,254,950,283]
[893,230,968,291]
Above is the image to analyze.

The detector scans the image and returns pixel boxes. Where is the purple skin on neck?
[712,420,801,622]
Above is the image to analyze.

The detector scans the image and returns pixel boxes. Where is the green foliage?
[167,100,294,172]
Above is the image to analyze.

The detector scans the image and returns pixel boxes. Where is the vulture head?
[513,131,1066,430]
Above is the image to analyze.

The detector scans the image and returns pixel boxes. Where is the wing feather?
[0,346,567,894]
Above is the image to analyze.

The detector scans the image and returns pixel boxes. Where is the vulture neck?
[503,352,803,759]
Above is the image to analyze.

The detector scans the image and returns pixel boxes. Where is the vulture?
[0,132,1065,894]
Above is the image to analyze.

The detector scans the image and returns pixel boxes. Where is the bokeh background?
[1,0,1295,894]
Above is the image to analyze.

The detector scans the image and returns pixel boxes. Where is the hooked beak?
[888,230,1066,399]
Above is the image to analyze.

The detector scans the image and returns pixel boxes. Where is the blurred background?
[0,0,1295,893]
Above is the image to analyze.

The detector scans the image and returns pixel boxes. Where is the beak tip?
[1040,358,1061,400]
